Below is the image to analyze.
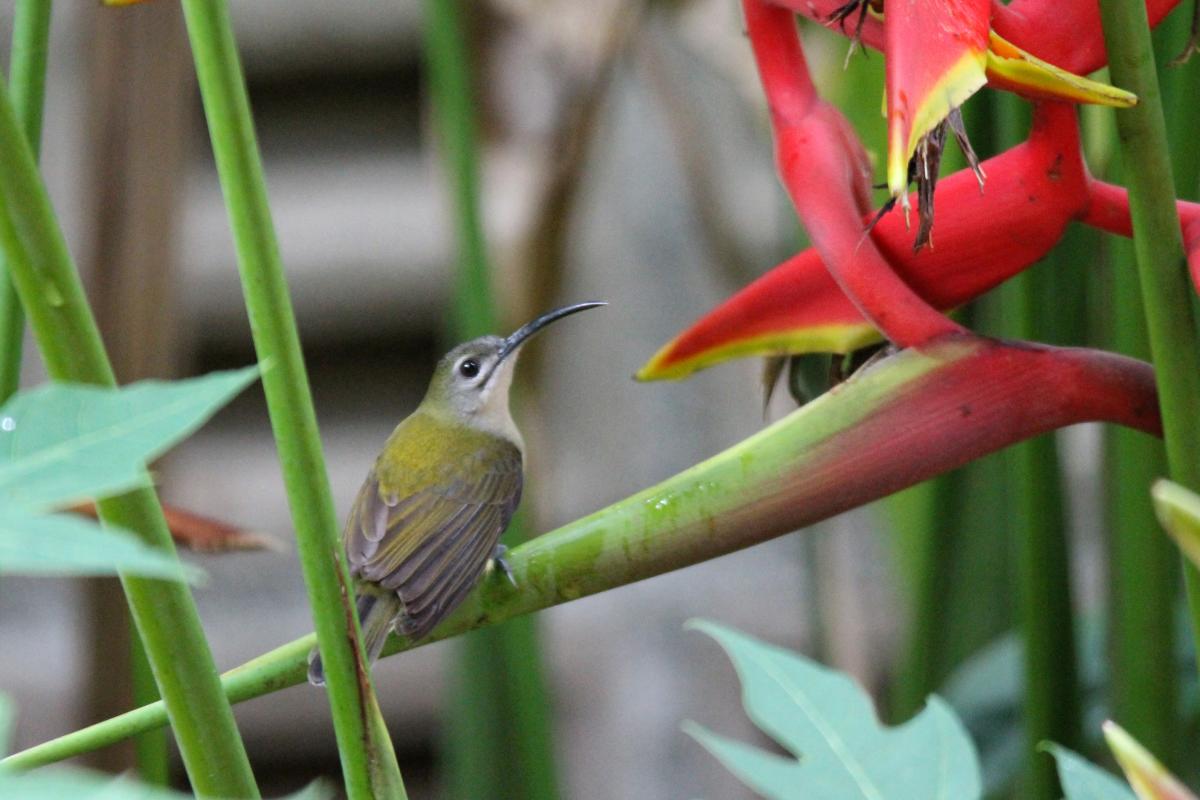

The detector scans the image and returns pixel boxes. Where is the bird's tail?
[307,591,402,687]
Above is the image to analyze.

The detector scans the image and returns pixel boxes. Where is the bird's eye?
[458,358,480,379]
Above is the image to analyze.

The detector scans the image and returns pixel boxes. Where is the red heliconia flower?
[742,0,966,352]
[793,0,1138,206]
[639,0,1200,381]
[637,111,1200,380]
[639,102,1089,379]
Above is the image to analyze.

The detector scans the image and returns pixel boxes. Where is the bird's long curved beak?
[496,301,607,364]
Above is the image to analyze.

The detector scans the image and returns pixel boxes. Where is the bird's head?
[422,301,606,438]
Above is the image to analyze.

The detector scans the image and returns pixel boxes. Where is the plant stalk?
[423,1,560,796]
[178,3,404,798]
[4,335,1164,770]
[0,29,259,800]
[1107,235,1178,763]
[1098,0,1200,685]
[0,0,51,403]
[1002,320,1081,800]
[992,93,1082,800]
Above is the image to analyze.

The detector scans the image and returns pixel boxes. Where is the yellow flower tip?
[1150,479,1200,570]
[634,347,676,382]
[985,31,1138,108]
[637,325,883,383]
[1103,720,1198,800]
[886,51,987,199]
[886,139,910,202]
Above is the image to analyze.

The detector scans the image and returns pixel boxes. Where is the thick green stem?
[1159,13,1200,201]
[426,0,496,337]
[1107,235,1178,764]
[0,28,259,800]
[177,3,404,799]
[423,1,559,796]
[1009,431,1080,797]
[1003,277,1081,798]
[5,335,1163,770]
[1103,6,1200,766]
[1098,0,1200,684]
[130,625,168,786]
[0,0,51,402]
[889,469,964,720]
[991,94,1081,799]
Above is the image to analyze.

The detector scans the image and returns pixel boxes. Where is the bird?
[308,301,606,685]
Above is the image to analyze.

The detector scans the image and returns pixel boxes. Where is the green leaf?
[0,367,258,511]
[683,619,983,800]
[0,509,202,582]
[1047,744,1136,800]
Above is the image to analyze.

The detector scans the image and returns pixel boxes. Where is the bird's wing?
[344,438,523,640]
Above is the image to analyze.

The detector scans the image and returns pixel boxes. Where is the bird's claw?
[490,544,518,588]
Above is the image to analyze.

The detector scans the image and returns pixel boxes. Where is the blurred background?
[0,1,1195,798]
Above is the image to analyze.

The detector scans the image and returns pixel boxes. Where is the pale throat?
[470,356,524,450]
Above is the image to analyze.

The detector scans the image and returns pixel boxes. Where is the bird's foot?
[489,544,518,588]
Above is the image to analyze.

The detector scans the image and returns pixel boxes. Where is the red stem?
[744,0,964,347]
[1083,178,1200,291]
[743,0,817,124]
[760,0,1181,77]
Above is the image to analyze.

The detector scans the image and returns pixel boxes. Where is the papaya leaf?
[1047,744,1137,800]
[683,619,983,799]
[0,367,258,511]
[0,509,202,582]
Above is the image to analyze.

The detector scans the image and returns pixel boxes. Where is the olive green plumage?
[345,410,524,638]
[307,301,604,686]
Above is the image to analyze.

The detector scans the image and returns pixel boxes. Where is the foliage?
[1050,746,1138,800]
[1,0,1197,797]
[0,368,257,580]
[686,619,1200,800]
[683,619,983,799]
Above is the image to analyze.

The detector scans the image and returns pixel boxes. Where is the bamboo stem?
[1107,235,1178,763]
[4,334,1164,770]
[1098,0,1200,687]
[0,25,259,800]
[422,2,559,796]
[992,95,1081,799]
[0,0,51,402]
[177,3,404,798]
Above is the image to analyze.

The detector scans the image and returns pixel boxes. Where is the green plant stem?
[1159,13,1200,201]
[6,336,1155,769]
[889,469,964,720]
[1098,0,1200,684]
[423,2,559,797]
[0,0,51,403]
[1002,277,1081,799]
[426,0,495,338]
[1009,431,1080,796]
[1107,235,1178,763]
[177,3,404,798]
[989,93,1081,799]
[130,626,168,786]
[0,33,259,800]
